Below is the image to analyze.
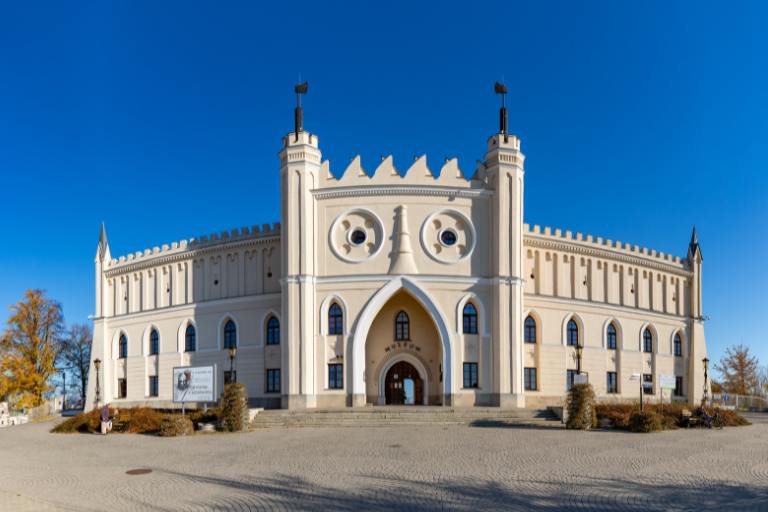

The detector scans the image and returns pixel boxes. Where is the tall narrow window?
[185,324,196,352]
[119,334,128,359]
[328,363,343,389]
[395,311,410,341]
[674,333,682,357]
[524,316,537,344]
[328,303,343,335]
[148,376,158,397]
[266,369,281,393]
[606,371,618,394]
[117,378,127,399]
[643,328,653,353]
[674,376,684,397]
[606,323,617,350]
[524,367,538,391]
[149,329,159,355]
[462,303,478,334]
[643,373,654,394]
[224,319,237,349]
[567,319,579,346]
[463,362,478,388]
[566,369,577,390]
[266,316,280,345]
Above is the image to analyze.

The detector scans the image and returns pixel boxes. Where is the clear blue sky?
[1,2,766,373]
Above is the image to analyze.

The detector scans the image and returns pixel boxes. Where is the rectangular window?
[674,376,684,397]
[266,369,281,393]
[643,373,654,395]
[224,371,237,385]
[524,367,537,391]
[328,364,343,390]
[606,371,618,394]
[148,376,158,397]
[117,378,127,399]
[463,362,478,388]
[566,369,577,391]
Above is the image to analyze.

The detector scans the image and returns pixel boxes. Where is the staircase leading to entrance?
[250,407,561,429]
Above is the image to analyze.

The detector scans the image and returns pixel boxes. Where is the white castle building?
[85,87,708,411]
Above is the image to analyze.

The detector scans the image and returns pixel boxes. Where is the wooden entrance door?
[385,361,423,405]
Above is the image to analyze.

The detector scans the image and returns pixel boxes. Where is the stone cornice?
[312,185,491,200]
[524,234,691,277]
[104,235,280,278]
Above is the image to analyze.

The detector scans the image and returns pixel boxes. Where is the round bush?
[159,415,194,437]
[629,410,663,433]
[566,383,597,430]
[220,382,249,432]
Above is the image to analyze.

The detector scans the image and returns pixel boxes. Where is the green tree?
[0,289,65,408]
[714,344,759,396]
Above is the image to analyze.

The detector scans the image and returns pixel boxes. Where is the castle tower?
[483,83,526,407]
[686,226,708,404]
[85,223,111,410]
[279,83,320,409]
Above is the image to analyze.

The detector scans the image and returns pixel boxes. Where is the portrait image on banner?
[173,365,215,403]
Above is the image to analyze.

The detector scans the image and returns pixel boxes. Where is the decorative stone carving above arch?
[420,209,476,264]
[329,208,385,263]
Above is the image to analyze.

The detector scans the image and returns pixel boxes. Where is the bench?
[681,408,701,428]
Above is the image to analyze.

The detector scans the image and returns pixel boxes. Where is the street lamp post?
[702,357,710,407]
[575,340,584,375]
[61,370,67,411]
[94,358,101,407]
[228,346,237,383]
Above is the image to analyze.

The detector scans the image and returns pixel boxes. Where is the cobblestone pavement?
[1,415,768,511]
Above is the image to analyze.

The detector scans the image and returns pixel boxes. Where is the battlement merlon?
[523,223,693,274]
[100,222,281,276]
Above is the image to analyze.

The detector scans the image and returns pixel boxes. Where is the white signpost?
[659,374,676,414]
[173,365,216,414]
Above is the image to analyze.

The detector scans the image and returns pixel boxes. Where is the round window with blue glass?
[440,229,458,247]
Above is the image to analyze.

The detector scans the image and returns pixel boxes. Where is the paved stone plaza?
[1,415,767,511]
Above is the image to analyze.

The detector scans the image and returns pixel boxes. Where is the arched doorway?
[384,361,424,405]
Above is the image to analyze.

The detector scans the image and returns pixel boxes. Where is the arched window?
[674,333,682,357]
[567,319,579,346]
[119,334,128,359]
[606,323,617,350]
[185,324,196,352]
[223,319,237,349]
[524,316,537,344]
[643,328,653,353]
[266,316,280,345]
[328,303,343,335]
[462,303,478,334]
[149,329,159,355]
[395,311,410,341]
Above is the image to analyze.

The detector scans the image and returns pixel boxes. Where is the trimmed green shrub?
[566,383,597,430]
[629,410,663,432]
[220,382,249,432]
[159,415,194,437]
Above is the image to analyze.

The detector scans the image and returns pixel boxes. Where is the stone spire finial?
[388,205,418,275]
[687,224,703,262]
[96,222,111,262]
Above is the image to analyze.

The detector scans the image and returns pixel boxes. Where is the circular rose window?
[329,209,384,263]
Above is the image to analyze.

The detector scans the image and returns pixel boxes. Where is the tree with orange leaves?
[0,289,64,409]
[714,344,760,396]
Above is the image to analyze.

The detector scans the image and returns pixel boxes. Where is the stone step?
[250,407,560,429]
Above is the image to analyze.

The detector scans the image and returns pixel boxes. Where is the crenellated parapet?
[317,153,485,189]
[523,223,688,274]
[105,222,281,274]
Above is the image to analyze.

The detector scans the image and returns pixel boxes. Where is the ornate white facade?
[85,103,708,411]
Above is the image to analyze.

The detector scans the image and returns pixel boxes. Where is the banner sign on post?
[173,366,216,403]
[659,375,676,390]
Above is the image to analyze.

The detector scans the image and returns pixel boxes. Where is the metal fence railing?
[711,393,768,411]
